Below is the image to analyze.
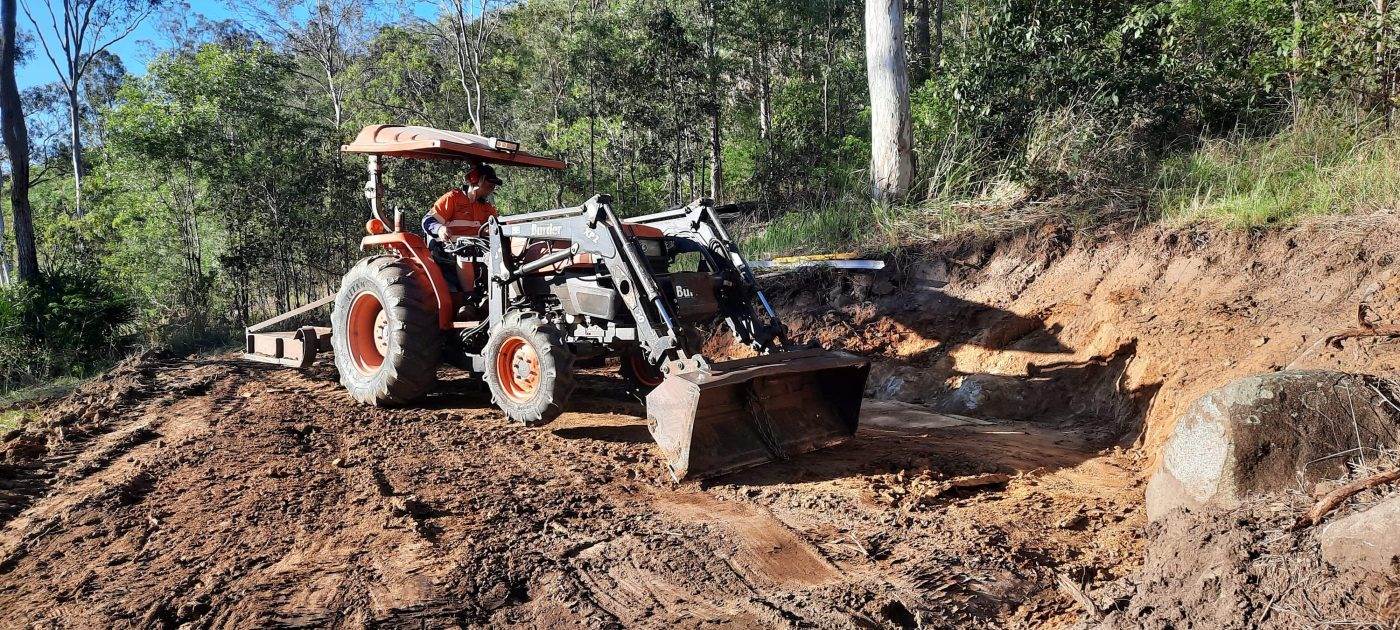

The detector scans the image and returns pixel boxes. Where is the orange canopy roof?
[341,124,567,170]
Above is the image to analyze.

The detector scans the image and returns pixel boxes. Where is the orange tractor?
[244,125,869,480]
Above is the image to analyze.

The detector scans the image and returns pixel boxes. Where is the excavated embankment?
[2,215,1398,628]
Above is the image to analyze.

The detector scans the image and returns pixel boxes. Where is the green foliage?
[1155,106,1400,226]
[5,0,1400,379]
[100,42,353,340]
[0,268,136,388]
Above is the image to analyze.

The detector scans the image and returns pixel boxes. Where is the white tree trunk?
[67,86,84,215]
[865,0,913,200]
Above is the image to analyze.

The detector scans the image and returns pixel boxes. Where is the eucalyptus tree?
[20,0,157,216]
[241,0,374,131]
[1,0,36,283]
[865,0,912,199]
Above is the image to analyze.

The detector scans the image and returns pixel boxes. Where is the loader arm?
[631,198,786,352]
[484,195,688,363]
[484,195,869,482]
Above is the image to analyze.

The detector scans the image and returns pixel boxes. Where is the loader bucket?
[645,349,870,480]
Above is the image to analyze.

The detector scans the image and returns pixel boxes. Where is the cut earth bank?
[1,213,1398,627]
[767,213,1400,626]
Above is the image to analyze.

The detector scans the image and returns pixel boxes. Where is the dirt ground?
[0,354,1146,628]
[4,215,1400,628]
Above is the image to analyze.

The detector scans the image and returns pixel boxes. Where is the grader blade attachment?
[241,294,336,369]
[243,326,332,368]
[646,349,870,481]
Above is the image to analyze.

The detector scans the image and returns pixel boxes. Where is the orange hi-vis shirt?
[428,189,498,238]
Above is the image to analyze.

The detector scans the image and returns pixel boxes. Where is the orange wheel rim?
[347,291,386,375]
[496,336,540,402]
[629,353,664,387]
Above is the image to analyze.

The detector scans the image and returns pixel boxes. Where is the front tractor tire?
[483,311,576,426]
[619,348,666,393]
[331,256,443,406]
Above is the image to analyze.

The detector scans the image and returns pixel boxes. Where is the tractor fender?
[360,232,454,329]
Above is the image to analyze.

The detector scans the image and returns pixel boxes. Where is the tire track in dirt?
[0,361,234,576]
[1,354,1145,628]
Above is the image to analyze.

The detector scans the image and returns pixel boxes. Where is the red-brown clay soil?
[3,214,1400,628]
[0,355,1141,628]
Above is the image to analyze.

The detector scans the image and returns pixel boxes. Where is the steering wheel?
[445,236,487,257]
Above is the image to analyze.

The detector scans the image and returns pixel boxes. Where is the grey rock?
[935,373,1032,420]
[908,260,949,289]
[1318,495,1400,577]
[1146,371,1399,521]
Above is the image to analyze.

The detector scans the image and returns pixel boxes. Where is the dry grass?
[738,105,1399,258]
[0,409,27,432]
[0,377,81,432]
[1156,107,1400,227]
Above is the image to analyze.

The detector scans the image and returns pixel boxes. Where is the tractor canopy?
[342,124,567,170]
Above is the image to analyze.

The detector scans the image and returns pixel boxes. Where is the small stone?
[331,457,345,468]
[1251,336,1268,347]
[389,494,429,518]
[1056,513,1087,530]
[1056,506,1089,529]
[1319,495,1400,576]
[480,581,511,610]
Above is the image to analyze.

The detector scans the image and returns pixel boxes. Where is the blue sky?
[17,1,439,91]
[19,1,227,90]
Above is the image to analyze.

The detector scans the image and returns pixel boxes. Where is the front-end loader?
[244,124,870,480]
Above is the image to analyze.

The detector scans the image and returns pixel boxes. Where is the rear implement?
[243,294,336,368]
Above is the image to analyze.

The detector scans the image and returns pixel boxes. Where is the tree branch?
[1291,467,1400,530]
[19,0,72,89]
[82,5,152,75]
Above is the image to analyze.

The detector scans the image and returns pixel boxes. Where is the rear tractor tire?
[483,311,576,426]
[331,256,443,406]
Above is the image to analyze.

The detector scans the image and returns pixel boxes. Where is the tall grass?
[738,105,1400,258]
[736,194,993,257]
[738,123,1013,257]
[1155,107,1400,226]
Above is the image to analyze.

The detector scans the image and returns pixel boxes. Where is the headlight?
[638,238,665,258]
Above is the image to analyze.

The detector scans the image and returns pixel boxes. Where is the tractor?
[243,125,870,480]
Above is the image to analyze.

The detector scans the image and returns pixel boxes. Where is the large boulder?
[1146,371,1399,521]
[1319,495,1400,577]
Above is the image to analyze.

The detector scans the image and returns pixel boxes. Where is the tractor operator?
[423,163,501,295]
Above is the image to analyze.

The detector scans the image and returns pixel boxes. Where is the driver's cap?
[470,163,503,185]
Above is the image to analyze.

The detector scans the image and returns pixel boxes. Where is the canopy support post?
[365,155,392,231]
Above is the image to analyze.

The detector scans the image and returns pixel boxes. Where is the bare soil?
[1094,479,1400,630]
[3,215,1400,628]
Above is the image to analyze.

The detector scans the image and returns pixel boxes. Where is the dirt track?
[0,353,1145,628]
[5,219,1400,628]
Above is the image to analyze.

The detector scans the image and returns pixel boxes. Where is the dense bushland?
[2,0,1397,370]
[0,266,133,389]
